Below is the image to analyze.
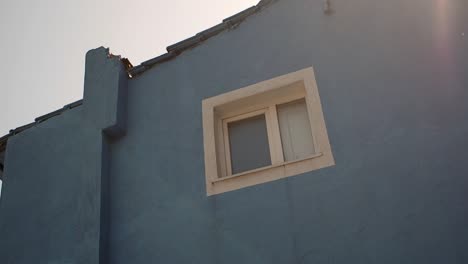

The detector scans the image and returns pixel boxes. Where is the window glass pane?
[228,114,271,174]
[277,99,315,161]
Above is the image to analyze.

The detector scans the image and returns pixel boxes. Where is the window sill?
[212,152,324,184]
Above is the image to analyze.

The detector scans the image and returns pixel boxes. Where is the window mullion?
[266,104,285,164]
[222,120,233,176]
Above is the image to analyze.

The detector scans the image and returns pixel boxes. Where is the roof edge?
[128,0,277,78]
[0,0,279,150]
[0,99,84,151]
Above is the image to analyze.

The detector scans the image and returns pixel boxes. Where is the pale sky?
[0,0,259,136]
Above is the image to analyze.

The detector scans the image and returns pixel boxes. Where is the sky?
[0,0,259,136]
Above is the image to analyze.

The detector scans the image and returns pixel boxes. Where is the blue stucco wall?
[0,108,104,263]
[109,0,468,263]
[0,0,467,263]
[0,48,127,264]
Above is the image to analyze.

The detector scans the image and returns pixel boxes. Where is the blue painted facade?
[1,0,467,263]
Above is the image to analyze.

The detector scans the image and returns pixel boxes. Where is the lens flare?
[434,0,455,74]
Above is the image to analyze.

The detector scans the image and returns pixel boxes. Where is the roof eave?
[127,0,277,78]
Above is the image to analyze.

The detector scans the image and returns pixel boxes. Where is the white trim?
[202,67,335,196]
[212,152,324,183]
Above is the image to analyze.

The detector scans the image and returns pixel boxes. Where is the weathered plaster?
[0,47,127,264]
[0,0,467,263]
[110,0,468,263]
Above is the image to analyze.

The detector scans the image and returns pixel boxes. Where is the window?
[202,67,334,196]
[226,113,271,174]
[277,99,316,161]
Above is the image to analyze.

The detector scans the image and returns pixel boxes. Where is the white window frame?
[202,67,334,196]
[222,108,275,176]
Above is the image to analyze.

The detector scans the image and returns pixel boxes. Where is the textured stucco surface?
[1,0,468,263]
[0,47,126,264]
[110,0,468,263]
[0,108,103,264]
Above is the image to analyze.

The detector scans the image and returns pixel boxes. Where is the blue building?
[1,0,467,263]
